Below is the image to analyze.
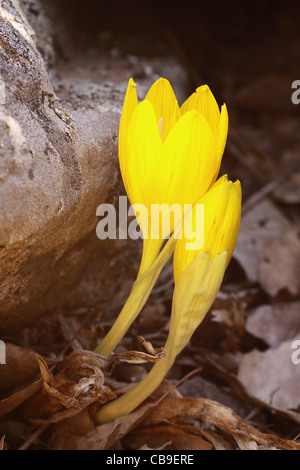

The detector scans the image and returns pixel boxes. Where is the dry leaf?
[50,380,181,450]
[144,396,300,450]
[46,408,96,449]
[0,343,41,390]
[35,350,115,412]
[51,401,154,450]
[246,301,300,348]
[237,338,300,410]
[0,377,43,419]
[234,198,291,282]
[258,230,300,297]
[198,428,234,450]
[125,423,213,450]
[177,374,252,421]
[195,349,300,425]
[210,295,246,351]
[111,336,165,365]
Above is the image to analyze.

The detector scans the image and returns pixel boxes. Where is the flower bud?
[173,175,242,283]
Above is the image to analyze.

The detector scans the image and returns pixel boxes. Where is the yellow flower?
[162,176,241,359]
[94,176,242,424]
[119,78,229,274]
[169,175,242,357]
[95,79,230,357]
[173,175,242,283]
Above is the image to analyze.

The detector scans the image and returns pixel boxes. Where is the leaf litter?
[1,3,300,452]
[1,120,300,452]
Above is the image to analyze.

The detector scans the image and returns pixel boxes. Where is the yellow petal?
[181,85,228,183]
[126,99,162,218]
[145,78,181,141]
[181,84,220,137]
[214,103,229,178]
[168,251,227,357]
[119,78,138,185]
[173,176,241,282]
[145,110,216,215]
[201,177,241,265]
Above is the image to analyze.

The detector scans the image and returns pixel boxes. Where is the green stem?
[137,237,163,276]
[94,237,164,356]
[94,273,155,356]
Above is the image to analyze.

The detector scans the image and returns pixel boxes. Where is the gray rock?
[0,0,189,333]
[0,0,125,332]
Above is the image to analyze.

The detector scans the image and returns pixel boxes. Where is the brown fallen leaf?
[195,350,300,425]
[258,230,300,297]
[35,350,115,411]
[50,401,155,450]
[124,423,213,450]
[198,428,234,450]
[237,337,300,411]
[17,341,168,427]
[177,373,252,422]
[210,294,246,351]
[0,377,43,419]
[45,407,95,449]
[19,350,114,422]
[246,301,300,348]
[143,396,300,450]
[50,379,182,450]
[0,343,41,390]
[111,336,166,364]
[234,198,291,283]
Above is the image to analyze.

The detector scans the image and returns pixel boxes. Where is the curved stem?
[94,271,156,356]
[137,237,163,276]
[94,343,176,425]
[94,237,168,356]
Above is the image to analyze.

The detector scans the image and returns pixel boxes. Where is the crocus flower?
[95,78,229,357]
[94,177,242,424]
[168,175,242,358]
[173,174,242,282]
[119,77,229,274]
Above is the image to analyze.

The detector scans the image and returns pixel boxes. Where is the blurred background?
[43,0,300,196]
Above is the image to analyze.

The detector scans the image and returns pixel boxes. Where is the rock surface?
[0,0,189,332]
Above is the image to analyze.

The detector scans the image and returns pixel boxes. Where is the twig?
[155,367,203,407]
[242,159,300,215]
[60,307,98,356]
[19,423,50,450]
[229,126,280,177]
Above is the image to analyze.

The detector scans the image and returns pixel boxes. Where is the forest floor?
[0,0,300,450]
